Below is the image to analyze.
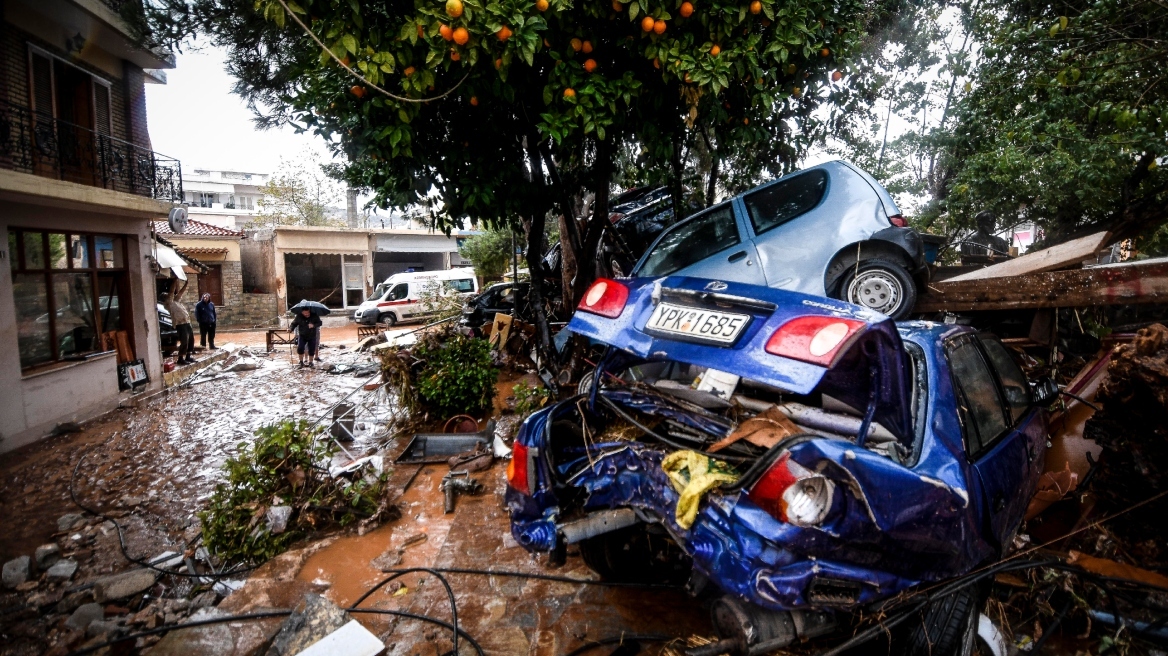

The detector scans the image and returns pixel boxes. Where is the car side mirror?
[1031,376,1059,407]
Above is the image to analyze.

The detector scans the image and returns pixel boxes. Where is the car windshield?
[638,204,739,277]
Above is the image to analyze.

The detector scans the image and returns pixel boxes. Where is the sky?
[144,40,336,176]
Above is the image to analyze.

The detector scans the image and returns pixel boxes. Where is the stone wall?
[180,262,279,328]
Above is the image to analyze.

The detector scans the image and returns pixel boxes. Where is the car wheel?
[894,583,987,656]
[577,524,691,585]
[378,312,397,326]
[837,256,917,319]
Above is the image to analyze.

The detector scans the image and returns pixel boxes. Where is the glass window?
[13,273,52,367]
[96,273,124,332]
[49,233,68,269]
[980,337,1031,422]
[638,204,740,277]
[94,236,124,268]
[743,170,828,235]
[947,338,1009,457]
[446,278,475,293]
[53,273,97,356]
[389,283,408,301]
[24,232,45,269]
[70,235,89,269]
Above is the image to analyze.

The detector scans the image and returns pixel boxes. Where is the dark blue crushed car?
[506,275,1056,655]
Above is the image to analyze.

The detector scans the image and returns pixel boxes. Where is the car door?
[742,164,884,296]
[633,202,767,286]
[382,282,410,319]
[945,335,1030,551]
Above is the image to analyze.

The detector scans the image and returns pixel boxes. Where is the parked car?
[631,160,926,319]
[602,186,700,277]
[506,275,1055,655]
[157,303,177,356]
[458,282,530,335]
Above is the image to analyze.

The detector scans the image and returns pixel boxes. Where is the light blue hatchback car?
[633,160,926,319]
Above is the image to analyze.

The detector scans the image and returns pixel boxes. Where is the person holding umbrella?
[288,300,330,368]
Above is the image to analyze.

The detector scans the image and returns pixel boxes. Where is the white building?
[181,169,270,230]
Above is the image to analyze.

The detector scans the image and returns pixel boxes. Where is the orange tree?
[130,0,892,361]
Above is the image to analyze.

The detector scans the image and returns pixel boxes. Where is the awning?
[154,233,211,276]
[154,242,188,281]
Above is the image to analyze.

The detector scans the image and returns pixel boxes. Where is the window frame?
[27,45,114,135]
[8,228,129,370]
[635,201,741,277]
[742,169,829,237]
[944,334,1013,461]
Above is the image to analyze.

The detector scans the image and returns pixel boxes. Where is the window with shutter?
[93,82,111,136]
[30,51,54,117]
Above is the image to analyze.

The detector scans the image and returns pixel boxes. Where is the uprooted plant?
[200,419,390,565]
[378,326,499,420]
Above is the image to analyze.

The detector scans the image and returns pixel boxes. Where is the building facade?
[181,168,269,230]
[0,0,180,452]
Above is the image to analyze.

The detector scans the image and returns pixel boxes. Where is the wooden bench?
[357,322,391,340]
[266,329,296,353]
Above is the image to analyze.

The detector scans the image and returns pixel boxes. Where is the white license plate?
[645,303,750,344]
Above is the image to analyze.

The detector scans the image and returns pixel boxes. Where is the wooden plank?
[916,259,1168,312]
[945,231,1112,282]
[114,330,134,363]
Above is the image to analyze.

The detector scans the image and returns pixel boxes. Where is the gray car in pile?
[632,160,926,319]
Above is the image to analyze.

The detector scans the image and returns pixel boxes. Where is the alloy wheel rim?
[847,269,903,315]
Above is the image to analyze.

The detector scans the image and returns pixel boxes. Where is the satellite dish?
[168,206,188,234]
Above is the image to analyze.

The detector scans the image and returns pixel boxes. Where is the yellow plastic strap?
[660,450,739,529]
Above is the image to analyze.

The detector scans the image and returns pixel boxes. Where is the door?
[343,262,364,308]
[634,202,767,286]
[945,335,1029,550]
[198,265,223,306]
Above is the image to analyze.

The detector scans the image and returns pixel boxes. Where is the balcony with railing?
[0,99,183,202]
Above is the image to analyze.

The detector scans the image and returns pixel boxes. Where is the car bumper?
[352,308,379,325]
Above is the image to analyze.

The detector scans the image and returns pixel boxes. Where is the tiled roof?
[153,219,244,237]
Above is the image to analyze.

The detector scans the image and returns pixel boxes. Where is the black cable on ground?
[64,611,293,656]
[349,609,486,656]
[349,567,460,654]
[1059,389,1102,412]
[561,634,673,656]
[424,566,684,589]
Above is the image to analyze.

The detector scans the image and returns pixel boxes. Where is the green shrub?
[414,331,499,416]
[200,420,386,565]
[512,382,551,418]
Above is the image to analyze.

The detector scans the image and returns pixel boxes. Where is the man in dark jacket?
[195,293,217,350]
[288,308,320,368]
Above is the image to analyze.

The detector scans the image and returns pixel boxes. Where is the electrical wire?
[598,393,752,464]
[1059,389,1103,412]
[560,633,674,656]
[348,567,460,654]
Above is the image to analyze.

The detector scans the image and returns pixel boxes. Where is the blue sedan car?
[632,160,926,319]
[506,275,1053,655]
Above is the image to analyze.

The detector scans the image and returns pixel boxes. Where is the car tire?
[378,312,397,326]
[893,582,987,656]
[577,524,691,585]
[836,256,917,320]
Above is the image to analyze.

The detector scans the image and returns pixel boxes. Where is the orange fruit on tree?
[453,26,470,44]
[563,87,576,98]
[749,0,761,13]
[831,70,842,82]
[786,63,796,74]
[653,57,660,68]
[450,49,461,60]
[743,117,749,124]
[612,0,622,10]
[710,44,721,56]
[445,0,463,17]
[793,86,801,96]
[641,16,655,31]
[351,85,366,97]
[404,66,416,76]
[584,58,597,72]
[470,96,479,105]
[820,47,830,57]
[341,55,350,66]
[570,37,583,51]
[582,40,593,53]
[684,72,692,83]
[653,19,666,34]
[679,1,694,17]
[497,25,513,41]
[761,17,771,26]
[417,24,425,38]
[495,57,503,69]
[536,0,549,9]
[439,24,453,40]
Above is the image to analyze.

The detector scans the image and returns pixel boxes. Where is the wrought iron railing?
[0,99,182,202]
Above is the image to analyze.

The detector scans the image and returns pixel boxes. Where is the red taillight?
[889,214,908,228]
[609,212,626,224]
[765,316,865,367]
[577,278,629,318]
[747,452,835,527]
[507,442,531,495]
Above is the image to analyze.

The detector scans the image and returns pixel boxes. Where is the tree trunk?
[522,131,554,370]
[702,129,721,208]
[577,137,613,305]
[669,130,685,223]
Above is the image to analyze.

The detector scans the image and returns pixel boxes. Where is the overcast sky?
[144,40,335,176]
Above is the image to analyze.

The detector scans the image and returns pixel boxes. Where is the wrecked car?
[632,160,926,319]
[506,275,1055,655]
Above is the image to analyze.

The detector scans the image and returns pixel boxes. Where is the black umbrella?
[289,299,331,316]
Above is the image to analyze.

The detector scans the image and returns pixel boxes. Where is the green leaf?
[1049,23,1059,37]
[399,109,411,123]
[342,34,358,55]
[1058,15,1067,30]
[629,1,639,20]
[286,0,305,14]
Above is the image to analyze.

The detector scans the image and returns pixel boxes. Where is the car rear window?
[638,204,739,277]
[743,170,827,235]
[947,337,1009,458]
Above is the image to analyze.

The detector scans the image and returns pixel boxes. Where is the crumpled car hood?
[568,276,915,445]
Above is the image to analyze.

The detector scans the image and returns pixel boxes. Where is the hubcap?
[847,269,903,315]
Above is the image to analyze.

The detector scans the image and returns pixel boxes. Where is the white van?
[353,268,478,326]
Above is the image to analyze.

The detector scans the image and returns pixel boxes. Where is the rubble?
[65,602,104,632]
[2,555,30,588]
[265,593,350,656]
[44,559,78,583]
[92,568,158,602]
[56,513,84,532]
[34,543,61,569]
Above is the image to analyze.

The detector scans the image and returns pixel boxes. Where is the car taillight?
[889,214,908,228]
[507,442,532,495]
[578,278,629,318]
[765,316,866,367]
[747,452,835,527]
[609,212,626,224]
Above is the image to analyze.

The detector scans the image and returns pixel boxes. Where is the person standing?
[195,293,217,350]
[161,279,194,365]
[289,308,320,368]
